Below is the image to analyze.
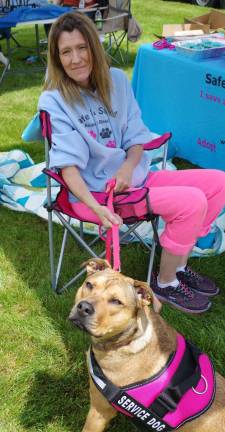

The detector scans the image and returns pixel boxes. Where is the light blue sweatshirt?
[38,67,153,201]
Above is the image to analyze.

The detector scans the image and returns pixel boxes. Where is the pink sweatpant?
[71,169,225,256]
[145,169,225,255]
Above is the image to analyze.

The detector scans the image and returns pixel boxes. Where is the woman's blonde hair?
[44,12,112,112]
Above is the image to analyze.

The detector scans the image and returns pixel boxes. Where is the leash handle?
[105,179,120,271]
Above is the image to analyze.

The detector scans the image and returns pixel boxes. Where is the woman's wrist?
[123,158,137,171]
[89,202,102,215]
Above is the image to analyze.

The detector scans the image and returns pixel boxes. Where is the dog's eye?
[109,298,123,305]
[86,281,93,290]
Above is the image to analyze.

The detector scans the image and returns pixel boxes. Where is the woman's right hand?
[61,166,122,229]
[93,205,122,229]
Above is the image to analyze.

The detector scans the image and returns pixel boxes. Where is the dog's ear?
[133,280,162,313]
[151,292,162,314]
[82,258,111,275]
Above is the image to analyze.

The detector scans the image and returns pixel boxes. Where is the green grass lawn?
[0,1,225,431]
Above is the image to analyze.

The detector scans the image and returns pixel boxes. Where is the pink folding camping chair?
[40,109,172,293]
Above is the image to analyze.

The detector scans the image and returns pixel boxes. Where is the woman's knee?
[183,188,208,219]
[212,169,225,191]
[202,169,225,194]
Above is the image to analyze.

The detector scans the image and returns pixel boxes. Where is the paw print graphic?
[88,130,97,139]
[106,140,116,148]
[100,128,112,139]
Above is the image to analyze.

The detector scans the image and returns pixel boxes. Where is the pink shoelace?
[185,267,201,280]
[176,281,194,299]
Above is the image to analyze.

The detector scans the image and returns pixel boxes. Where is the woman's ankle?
[157,275,179,288]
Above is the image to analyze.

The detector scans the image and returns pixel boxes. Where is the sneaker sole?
[191,286,220,297]
[154,293,212,314]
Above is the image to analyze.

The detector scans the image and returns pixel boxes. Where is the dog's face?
[69,259,161,343]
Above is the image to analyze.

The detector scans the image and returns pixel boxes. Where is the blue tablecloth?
[132,43,225,170]
[0,5,71,29]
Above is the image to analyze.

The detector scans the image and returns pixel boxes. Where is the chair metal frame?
[0,59,9,83]
[0,26,21,55]
[99,0,131,65]
[0,5,47,84]
[0,22,23,83]
[40,110,171,294]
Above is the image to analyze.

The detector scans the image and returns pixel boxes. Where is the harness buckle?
[155,392,178,412]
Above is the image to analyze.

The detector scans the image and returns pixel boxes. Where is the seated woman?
[38,12,225,314]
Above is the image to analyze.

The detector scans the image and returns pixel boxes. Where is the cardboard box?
[185,10,225,31]
[162,23,210,38]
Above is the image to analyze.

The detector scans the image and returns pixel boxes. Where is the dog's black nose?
[76,301,94,317]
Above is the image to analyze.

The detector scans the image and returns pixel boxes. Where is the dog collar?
[88,334,215,431]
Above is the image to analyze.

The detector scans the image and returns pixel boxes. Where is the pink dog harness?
[89,334,215,431]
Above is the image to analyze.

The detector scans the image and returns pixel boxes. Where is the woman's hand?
[114,162,133,193]
[93,205,123,229]
[114,145,143,193]
[62,166,122,229]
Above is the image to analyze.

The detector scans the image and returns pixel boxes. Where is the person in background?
[64,0,97,6]
[0,30,10,70]
[44,0,100,37]
[62,0,104,21]
[38,12,225,314]
[44,0,64,38]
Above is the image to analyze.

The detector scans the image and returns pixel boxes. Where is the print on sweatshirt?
[78,106,117,148]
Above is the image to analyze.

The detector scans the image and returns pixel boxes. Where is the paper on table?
[174,29,204,37]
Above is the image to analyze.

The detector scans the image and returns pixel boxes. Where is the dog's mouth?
[70,316,138,347]
[69,316,114,340]
[70,317,90,333]
[69,316,102,338]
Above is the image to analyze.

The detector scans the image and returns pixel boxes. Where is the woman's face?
[58,29,92,88]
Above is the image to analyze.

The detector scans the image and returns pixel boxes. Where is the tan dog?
[69,259,225,432]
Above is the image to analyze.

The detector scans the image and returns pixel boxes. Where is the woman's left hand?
[114,163,133,193]
[113,145,143,193]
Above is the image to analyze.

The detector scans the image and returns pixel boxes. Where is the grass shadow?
[0,65,45,95]
[20,370,137,432]
[20,370,89,431]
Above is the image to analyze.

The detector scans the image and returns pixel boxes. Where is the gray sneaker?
[176,266,219,297]
[151,274,211,314]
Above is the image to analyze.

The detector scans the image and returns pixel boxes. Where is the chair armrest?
[43,168,67,188]
[143,132,172,151]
